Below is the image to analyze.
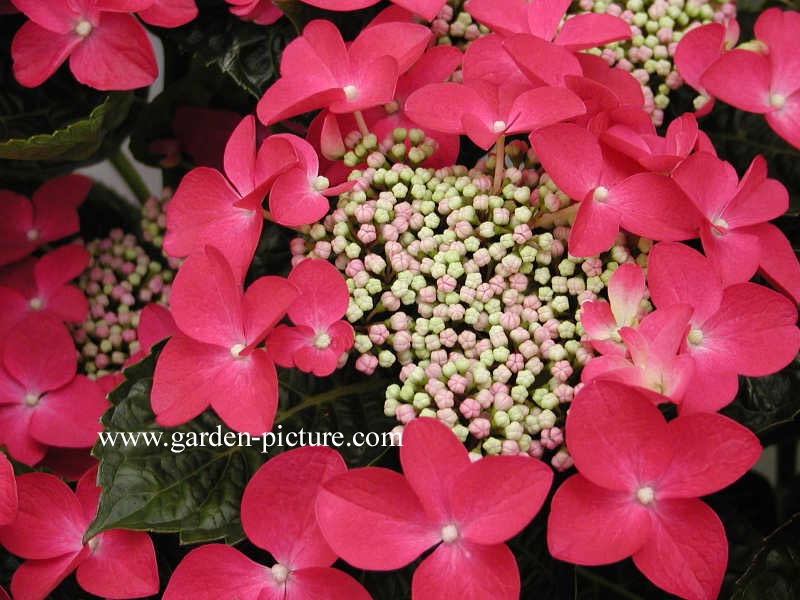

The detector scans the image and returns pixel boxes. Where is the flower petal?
[9,550,88,600]
[30,376,108,448]
[566,381,672,490]
[547,474,651,565]
[287,258,349,329]
[3,315,76,394]
[701,49,771,113]
[0,453,17,526]
[412,541,520,600]
[76,529,159,599]
[316,467,439,570]
[11,21,79,88]
[632,498,727,600]
[241,446,346,568]
[288,566,372,600]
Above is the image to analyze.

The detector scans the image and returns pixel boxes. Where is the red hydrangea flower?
[164,116,298,283]
[151,246,298,435]
[0,244,90,339]
[268,259,354,377]
[702,8,800,150]
[750,221,800,304]
[225,0,281,25]
[316,417,553,599]
[0,468,159,600]
[0,316,109,466]
[164,446,371,599]
[0,175,91,267]
[548,380,761,600]
[257,19,432,126]
[673,21,739,116]
[10,0,158,90]
[137,0,197,27]
[580,262,647,356]
[267,134,356,227]
[581,304,695,406]
[671,152,789,286]
[531,123,701,256]
[647,242,800,414]
[466,0,631,50]
[0,452,17,526]
[405,34,586,150]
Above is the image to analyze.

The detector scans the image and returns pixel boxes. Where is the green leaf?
[159,9,296,99]
[722,356,800,444]
[730,513,800,600]
[0,93,134,161]
[88,343,266,544]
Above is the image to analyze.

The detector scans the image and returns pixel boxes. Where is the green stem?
[275,378,386,425]
[575,567,646,600]
[492,134,506,194]
[110,148,151,204]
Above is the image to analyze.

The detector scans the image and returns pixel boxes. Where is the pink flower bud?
[468,418,491,439]
[460,398,482,419]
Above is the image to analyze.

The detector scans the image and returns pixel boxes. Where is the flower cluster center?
[74,19,93,38]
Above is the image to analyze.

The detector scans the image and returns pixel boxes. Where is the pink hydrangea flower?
[268,259,354,377]
[548,380,762,600]
[0,244,90,339]
[10,0,158,90]
[702,8,800,150]
[580,262,647,355]
[0,467,159,600]
[581,304,696,405]
[466,0,631,50]
[164,446,371,599]
[225,0,281,25]
[267,134,356,227]
[151,246,298,435]
[0,175,91,267]
[673,21,739,116]
[0,452,17,526]
[647,242,800,414]
[671,152,789,286]
[531,123,701,256]
[257,19,432,126]
[316,417,553,600]
[0,315,109,466]
[164,116,298,283]
[137,0,197,27]
[405,35,586,150]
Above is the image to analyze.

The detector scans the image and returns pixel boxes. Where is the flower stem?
[110,148,151,204]
[492,135,506,194]
[354,110,370,138]
[275,378,387,424]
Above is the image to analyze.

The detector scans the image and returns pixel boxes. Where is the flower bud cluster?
[575,0,736,125]
[431,1,489,48]
[292,140,650,464]
[140,188,182,270]
[72,228,174,378]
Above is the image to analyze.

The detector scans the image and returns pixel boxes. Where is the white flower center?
[26,228,39,241]
[440,523,459,543]
[24,393,40,407]
[230,343,246,358]
[593,186,609,203]
[687,328,704,346]
[87,537,99,552]
[710,217,729,236]
[74,19,93,37]
[271,563,290,584]
[28,297,43,311]
[343,85,359,101]
[770,93,786,110]
[384,100,400,114]
[313,332,331,349]
[492,120,507,134]
[636,486,655,505]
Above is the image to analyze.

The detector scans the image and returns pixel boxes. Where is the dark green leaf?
[88,343,266,544]
[158,9,296,99]
[722,356,800,444]
[0,93,134,161]
[729,514,800,600]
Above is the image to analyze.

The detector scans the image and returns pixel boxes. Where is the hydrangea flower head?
[10,0,158,90]
[548,380,761,600]
[316,417,553,599]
